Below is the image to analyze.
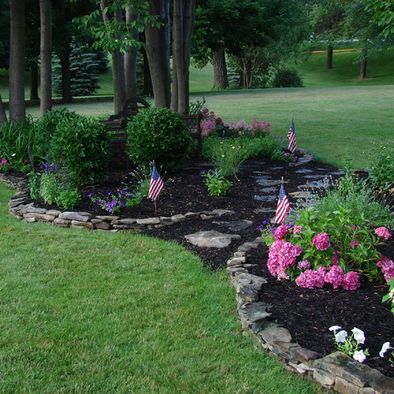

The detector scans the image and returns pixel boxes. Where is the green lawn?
[26,84,393,169]
[0,184,319,392]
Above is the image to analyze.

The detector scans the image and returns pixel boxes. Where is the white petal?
[353,350,366,363]
[329,325,342,332]
[379,342,392,358]
[335,330,348,343]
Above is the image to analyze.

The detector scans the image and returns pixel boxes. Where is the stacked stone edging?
[226,242,394,394]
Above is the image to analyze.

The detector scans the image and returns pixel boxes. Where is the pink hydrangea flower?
[274,225,289,240]
[0,158,8,165]
[201,119,217,137]
[325,265,344,289]
[312,233,331,250]
[298,260,311,270]
[374,227,392,241]
[350,240,360,248]
[342,272,360,291]
[293,225,302,234]
[376,255,394,282]
[295,268,326,289]
[267,240,303,280]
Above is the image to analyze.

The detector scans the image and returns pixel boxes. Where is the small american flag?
[287,120,297,153]
[275,183,290,224]
[148,164,164,201]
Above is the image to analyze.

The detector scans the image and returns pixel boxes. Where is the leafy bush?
[203,169,233,196]
[369,146,394,192]
[383,279,394,316]
[50,115,110,187]
[33,108,78,160]
[55,188,80,209]
[39,172,59,205]
[127,108,193,171]
[0,119,35,171]
[271,68,303,88]
[28,172,41,200]
[126,179,150,207]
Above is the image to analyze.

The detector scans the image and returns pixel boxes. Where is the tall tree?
[9,0,26,122]
[40,0,53,114]
[144,0,171,107]
[0,94,7,124]
[124,6,139,99]
[365,0,394,39]
[171,0,196,114]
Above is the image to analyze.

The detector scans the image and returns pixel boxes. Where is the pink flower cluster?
[293,225,302,234]
[295,265,361,290]
[0,158,8,166]
[374,227,392,241]
[274,225,289,240]
[312,233,331,250]
[298,260,311,270]
[201,118,217,137]
[268,240,303,280]
[251,119,271,134]
[377,255,394,282]
[225,120,253,133]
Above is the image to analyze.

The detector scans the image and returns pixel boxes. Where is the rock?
[159,216,173,224]
[358,388,375,394]
[136,217,160,225]
[237,242,259,252]
[313,369,335,387]
[9,197,26,207]
[289,191,314,199]
[94,221,111,230]
[234,251,246,257]
[335,377,360,394]
[200,214,215,220]
[259,326,292,344]
[25,206,47,214]
[295,168,314,174]
[24,217,36,223]
[253,194,277,202]
[369,374,394,393]
[253,208,276,214]
[291,347,321,363]
[91,218,103,224]
[53,218,70,227]
[185,230,240,248]
[211,209,235,216]
[260,187,277,193]
[71,220,94,229]
[113,224,139,230]
[288,362,314,374]
[185,211,200,218]
[289,154,314,167]
[227,257,246,266]
[96,215,119,221]
[46,210,61,216]
[23,213,56,222]
[171,214,185,223]
[213,220,253,232]
[238,302,272,326]
[118,218,138,225]
[59,212,91,222]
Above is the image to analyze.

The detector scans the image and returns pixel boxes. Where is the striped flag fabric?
[148,164,164,201]
[287,120,297,153]
[274,183,290,224]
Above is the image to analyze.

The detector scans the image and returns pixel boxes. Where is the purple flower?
[40,162,57,173]
[297,260,311,270]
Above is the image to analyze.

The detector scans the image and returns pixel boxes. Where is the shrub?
[55,188,80,209]
[39,172,59,205]
[127,108,193,171]
[369,146,394,192]
[50,115,110,187]
[203,169,233,196]
[271,68,303,88]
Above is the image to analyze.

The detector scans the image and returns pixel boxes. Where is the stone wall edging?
[226,242,394,394]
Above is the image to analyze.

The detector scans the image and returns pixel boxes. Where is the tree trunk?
[40,0,52,115]
[145,0,171,108]
[212,44,228,89]
[9,0,26,122]
[60,46,72,103]
[124,7,138,100]
[0,94,7,124]
[327,45,333,69]
[359,47,367,80]
[171,0,196,114]
[142,47,153,96]
[30,65,39,100]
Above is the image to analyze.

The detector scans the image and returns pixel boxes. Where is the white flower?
[11,153,16,157]
[329,325,342,332]
[335,330,348,344]
[351,327,365,345]
[379,342,392,358]
[353,350,367,363]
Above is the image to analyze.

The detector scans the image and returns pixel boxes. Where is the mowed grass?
[0,184,320,392]
[26,84,394,169]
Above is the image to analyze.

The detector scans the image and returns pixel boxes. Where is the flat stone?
[118,218,138,225]
[23,213,56,222]
[255,179,283,187]
[253,208,275,214]
[171,214,185,223]
[185,230,240,248]
[237,242,259,252]
[253,194,276,202]
[25,206,47,214]
[94,221,111,230]
[71,220,94,229]
[211,209,235,216]
[96,215,119,221]
[313,369,335,387]
[113,224,139,230]
[259,326,292,344]
[238,302,272,325]
[227,257,246,266]
[295,168,314,174]
[289,191,314,199]
[136,217,160,225]
[213,219,253,232]
[59,212,91,222]
[288,362,314,374]
[291,347,321,363]
[358,388,375,394]
[200,214,215,220]
[303,174,325,179]
[335,377,360,394]
[234,251,246,257]
[91,218,103,224]
[260,187,277,193]
[289,154,314,166]
[9,197,26,207]
[24,217,36,223]
[46,210,61,216]
[185,211,200,218]
[53,218,70,227]
[232,273,267,295]
[159,216,173,224]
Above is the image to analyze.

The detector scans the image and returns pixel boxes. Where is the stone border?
[226,243,394,394]
[2,174,235,231]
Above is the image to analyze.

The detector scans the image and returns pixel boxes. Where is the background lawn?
[0,184,319,392]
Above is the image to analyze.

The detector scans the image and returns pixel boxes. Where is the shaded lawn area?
[0,184,320,392]
[26,84,394,169]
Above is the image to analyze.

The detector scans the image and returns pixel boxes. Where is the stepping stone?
[213,219,253,232]
[271,166,284,170]
[185,230,241,248]
[255,179,284,187]
[254,194,276,202]
[330,171,345,176]
[295,168,314,174]
[303,174,324,179]
[289,191,314,199]
[260,187,277,193]
[254,208,276,214]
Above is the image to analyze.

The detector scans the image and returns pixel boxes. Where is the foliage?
[39,173,59,205]
[189,97,206,115]
[364,0,394,39]
[369,146,394,192]
[127,108,193,171]
[50,115,110,187]
[53,41,101,97]
[270,68,303,88]
[89,188,131,214]
[28,172,41,200]
[55,189,80,210]
[382,279,394,315]
[202,169,233,196]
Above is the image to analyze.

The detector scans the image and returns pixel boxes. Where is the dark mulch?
[248,244,394,377]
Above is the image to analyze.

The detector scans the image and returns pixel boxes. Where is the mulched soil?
[7,157,394,377]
